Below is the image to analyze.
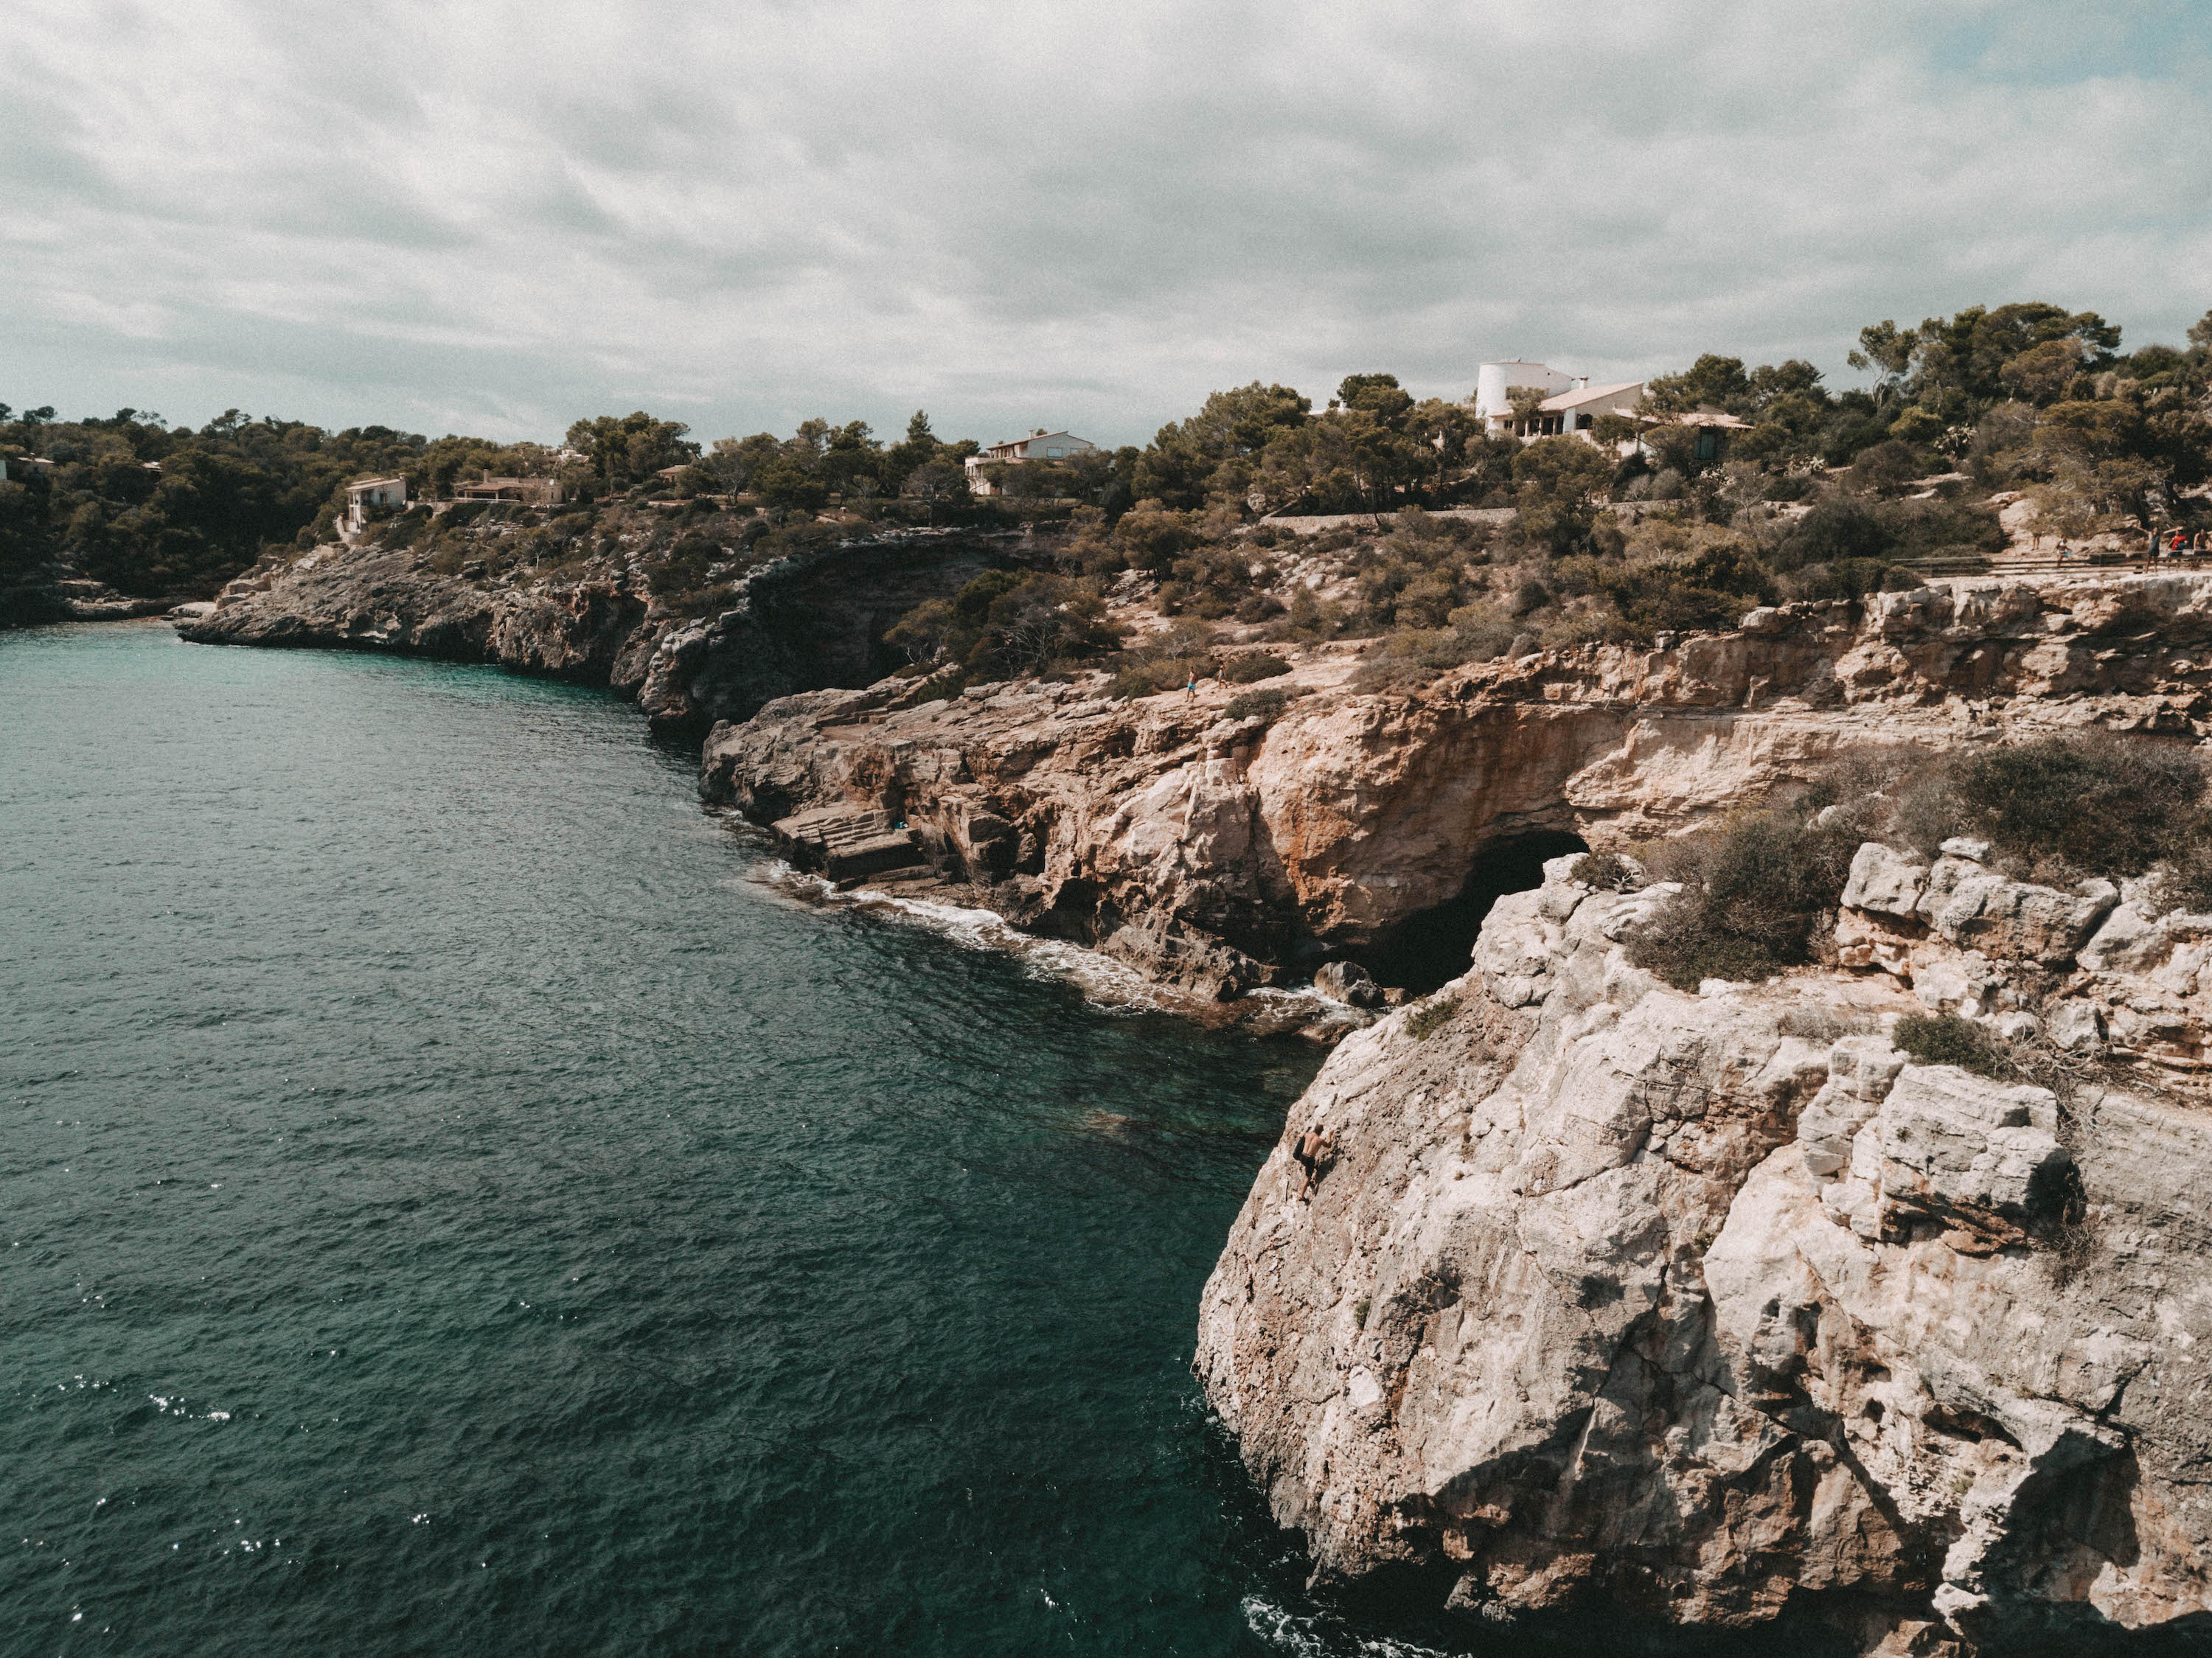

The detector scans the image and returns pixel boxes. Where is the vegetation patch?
[887,569,1121,680]
[1910,735,2212,889]
[1570,851,1637,891]
[1627,811,1864,990]
[1617,738,2212,994]
[1893,1012,2016,1079]
[1220,651,1290,683]
[1223,685,1301,723]
[1405,994,1461,1040]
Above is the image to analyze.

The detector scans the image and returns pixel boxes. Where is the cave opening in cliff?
[1363,829,1589,995]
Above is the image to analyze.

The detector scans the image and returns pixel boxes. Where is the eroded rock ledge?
[177,524,1029,731]
[1194,853,2212,1654]
[706,572,2212,1002]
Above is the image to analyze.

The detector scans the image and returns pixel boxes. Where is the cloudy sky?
[5,1,2208,448]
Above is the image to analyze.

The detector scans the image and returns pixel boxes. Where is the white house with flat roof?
[345,476,407,532]
[1472,362,1645,443]
[964,430,1099,496]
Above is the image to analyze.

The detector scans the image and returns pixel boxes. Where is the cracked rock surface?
[1196,856,2212,1653]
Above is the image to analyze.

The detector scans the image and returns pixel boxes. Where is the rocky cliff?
[173,523,2212,1648]
[176,513,1033,731]
[705,573,2212,1000]
[1195,851,2212,1653]
[1,559,179,626]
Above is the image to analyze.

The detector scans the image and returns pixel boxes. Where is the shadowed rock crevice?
[1361,830,1589,994]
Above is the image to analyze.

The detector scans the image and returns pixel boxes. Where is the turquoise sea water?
[1,622,1434,1657]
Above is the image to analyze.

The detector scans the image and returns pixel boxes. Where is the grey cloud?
[3,0,2209,447]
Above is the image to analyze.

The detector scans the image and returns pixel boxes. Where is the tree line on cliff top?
[4,299,2208,622]
[0,404,988,610]
[875,300,2212,697]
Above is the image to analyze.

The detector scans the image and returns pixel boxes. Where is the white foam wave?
[1240,1595,1461,1658]
[751,863,1180,1014]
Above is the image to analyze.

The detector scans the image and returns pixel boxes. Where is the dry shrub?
[1406,994,1461,1040]
[1224,686,1301,722]
[1220,651,1290,683]
[1893,1011,2013,1079]
[1629,812,1863,990]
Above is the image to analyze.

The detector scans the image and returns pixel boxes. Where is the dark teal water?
[0,623,1382,1657]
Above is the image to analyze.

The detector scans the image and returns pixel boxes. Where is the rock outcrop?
[0,560,176,624]
[178,517,1034,730]
[176,538,654,683]
[707,572,2212,999]
[1196,855,2212,1652]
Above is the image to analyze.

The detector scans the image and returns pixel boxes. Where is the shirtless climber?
[1291,1123,1338,1200]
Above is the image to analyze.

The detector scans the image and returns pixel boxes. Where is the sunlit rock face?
[704,571,2212,1001]
[1196,854,2212,1652]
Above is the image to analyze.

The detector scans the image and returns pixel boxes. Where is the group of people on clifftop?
[2142,527,2212,569]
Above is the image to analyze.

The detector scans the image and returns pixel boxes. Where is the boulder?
[1312,960,1383,1009]
[1917,857,2118,962]
[1840,840,1930,918]
[1872,1065,2073,1237]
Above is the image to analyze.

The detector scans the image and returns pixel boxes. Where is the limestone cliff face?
[177,522,1031,730]
[177,538,655,682]
[1194,856,2212,1652]
[705,573,2212,998]
[631,529,1023,729]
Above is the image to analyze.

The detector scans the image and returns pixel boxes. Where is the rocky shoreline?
[176,520,1037,732]
[175,530,2212,1650]
[177,525,2212,1018]
[703,572,2212,1010]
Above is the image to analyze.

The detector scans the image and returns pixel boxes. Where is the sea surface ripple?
[1,623,1358,1656]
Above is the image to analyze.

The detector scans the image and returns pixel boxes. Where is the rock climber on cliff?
[1291,1123,1337,1200]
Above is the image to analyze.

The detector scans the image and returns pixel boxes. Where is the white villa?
[345,476,407,532]
[964,430,1099,496]
[1472,362,1645,444]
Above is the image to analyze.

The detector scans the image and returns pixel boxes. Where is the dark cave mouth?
[1358,830,1590,996]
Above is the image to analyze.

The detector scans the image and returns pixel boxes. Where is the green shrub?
[886,570,1121,677]
[1108,659,1190,700]
[1893,1012,2014,1079]
[649,534,726,598]
[663,582,739,618]
[376,506,433,550]
[1596,544,1773,641]
[1949,736,2206,879]
[1221,651,1290,683]
[1628,812,1860,989]
[1405,994,1461,1040]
